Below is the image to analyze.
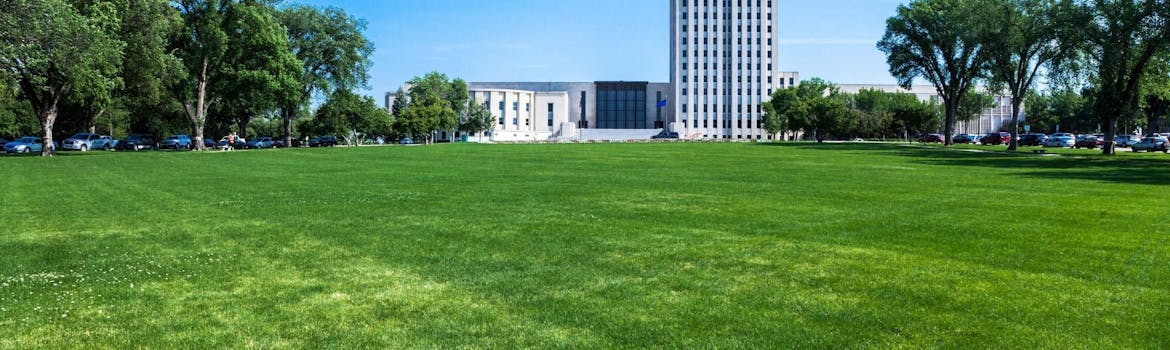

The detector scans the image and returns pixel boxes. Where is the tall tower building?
[671,0,781,140]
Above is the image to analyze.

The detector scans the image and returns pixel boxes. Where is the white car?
[1044,133,1075,148]
[1115,134,1142,148]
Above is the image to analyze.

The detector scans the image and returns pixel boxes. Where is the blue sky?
[306,0,907,98]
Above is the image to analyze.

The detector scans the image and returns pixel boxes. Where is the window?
[512,102,518,111]
[547,103,554,127]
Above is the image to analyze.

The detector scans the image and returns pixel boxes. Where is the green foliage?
[0,0,125,155]
[214,0,301,138]
[762,87,797,135]
[396,71,469,142]
[1064,0,1170,153]
[459,99,494,136]
[878,0,996,144]
[278,4,374,143]
[1024,89,1094,133]
[306,89,391,144]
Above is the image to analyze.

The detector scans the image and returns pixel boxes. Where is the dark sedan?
[981,132,1012,145]
[1018,133,1049,146]
[115,134,157,151]
[309,136,338,147]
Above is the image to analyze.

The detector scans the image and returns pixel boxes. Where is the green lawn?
[1,143,1168,348]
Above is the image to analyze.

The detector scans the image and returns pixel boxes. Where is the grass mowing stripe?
[1,142,1168,348]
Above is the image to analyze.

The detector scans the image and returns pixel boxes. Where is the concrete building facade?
[671,0,782,140]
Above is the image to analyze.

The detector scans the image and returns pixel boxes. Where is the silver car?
[61,133,102,151]
[1115,134,1142,148]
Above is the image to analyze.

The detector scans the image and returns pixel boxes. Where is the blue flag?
[656,99,667,108]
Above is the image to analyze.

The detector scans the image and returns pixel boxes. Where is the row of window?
[683,62,773,71]
[683,25,769,33]
[683,0,773,9]
[681,11,772,20]
[686,119,766,129]
[681,104,765,113]
[681,88,770,96]
[683,37,773,46]
[683,75,771,83]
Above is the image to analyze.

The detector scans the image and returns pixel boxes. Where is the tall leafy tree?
[216,0,300,138]
[1067,0,1170,154]
[279,5,374,145]
[169,0,231,150]
[0,0,124,156]
[984,0,1073,150]
[878,0,995,145]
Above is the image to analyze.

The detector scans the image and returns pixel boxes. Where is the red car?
[980,132,1012,145]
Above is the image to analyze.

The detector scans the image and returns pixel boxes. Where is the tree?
[307,89,391,145]
[1066,0,1170,154]
[279,5,374,146]
[878,0,995,146]
[849,89,898,139]
[398,72,468,144]
[762,87,798,139]
[0,0,124,156]
[216,0,300,139]
[459,99,494,141]
[983,0,1073,149]
[890,93,942,139]
[169,0,231,150]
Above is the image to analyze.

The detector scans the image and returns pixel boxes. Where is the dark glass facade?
[596,81,648,129]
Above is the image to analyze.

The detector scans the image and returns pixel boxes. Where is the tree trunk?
[237,116,248,138]
[1102,118,1117,155]
[40,107,57,157]
[282,107,294,147]
[191,58,210,151]
[944,99,957,146]
[1007,97,1022,151]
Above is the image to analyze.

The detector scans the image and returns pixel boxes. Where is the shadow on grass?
[756,141,1170,186]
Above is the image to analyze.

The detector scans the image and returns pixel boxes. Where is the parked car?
[1113,134,1141,148]
[115,134,157,151]
[273,138,301,148]
[4,136,54,154]
[1073,135,1099,149]
[90,135,118,151]
[1044,133,1075,148]
[1131,136,1170,153]
[309,136,338,147]
[246,137,275,149]
[61,132,102,151]
[953,133,980,144]
[217,136,247,150]
[1017,133,1049,146]
[918,133,944,143]
[652,131,681,139]
[981,132,1012,145]
[160,135,193,150]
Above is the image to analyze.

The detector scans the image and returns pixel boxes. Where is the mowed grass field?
[1,142,1168,348]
